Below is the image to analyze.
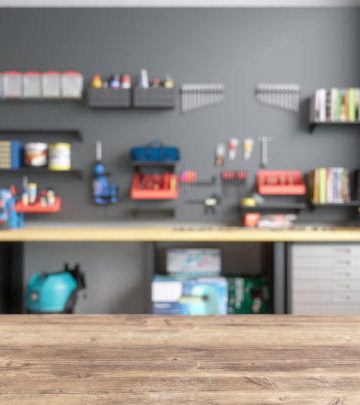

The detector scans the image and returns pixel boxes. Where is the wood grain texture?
[1,226,360,242]
[0,315,359,404]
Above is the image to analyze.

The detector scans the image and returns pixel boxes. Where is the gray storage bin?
[87,88,131,108]
[133,87,176,109]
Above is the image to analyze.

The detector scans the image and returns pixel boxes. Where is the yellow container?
[48,143,71,171]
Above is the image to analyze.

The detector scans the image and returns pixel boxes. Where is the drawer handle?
[333,294,351,302]
[335,260,351,266]
[333,283,351,290]
[333,248,351,253]
[334,271,351,278]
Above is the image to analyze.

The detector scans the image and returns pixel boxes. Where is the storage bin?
[131,173,178,200]
[23,71,41,98]
[3,71,22,99]
[87,87,131,108]
[42,71,61,98]
[133,87,176,109]
[257,170,306,195]
[61,71,83,99]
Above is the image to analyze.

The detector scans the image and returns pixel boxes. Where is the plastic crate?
[257,170,306,195]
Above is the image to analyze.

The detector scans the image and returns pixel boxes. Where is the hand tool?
[259,136,272,168]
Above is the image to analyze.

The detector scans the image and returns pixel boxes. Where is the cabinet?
[290,244,360,315]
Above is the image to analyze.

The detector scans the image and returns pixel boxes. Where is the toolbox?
[131,142,180,163]
[131,173,178,200]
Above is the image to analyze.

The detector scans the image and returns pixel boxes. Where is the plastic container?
[48,143,71,171]
[257,170,306,195]
[42,71,61,98]
[23,71,41,98]
[61,71,83,99]
[24,143,48,167]
[3,71,22,99]
[15,197,61,213]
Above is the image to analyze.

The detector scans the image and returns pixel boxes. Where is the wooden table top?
[1,224,360,242]
[1,315,360,404]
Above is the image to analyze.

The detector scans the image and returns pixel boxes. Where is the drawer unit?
[290,243,360,315]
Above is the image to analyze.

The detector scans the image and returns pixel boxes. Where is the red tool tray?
[131,173,178,200]
[257,170,306,195]
[15,197,62,213]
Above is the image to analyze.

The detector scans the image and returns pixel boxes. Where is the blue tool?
[26,263,86,314]
[92,141,118,205]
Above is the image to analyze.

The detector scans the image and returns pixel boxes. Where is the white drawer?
[293,267,360,280]
[294,279,360,292]
[293,244,360,259]
[293,291,360,304]
[292,303,360,315]
[293,257,360,269]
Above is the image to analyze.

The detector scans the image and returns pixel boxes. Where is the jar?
[24,143,48,167]
[48,143,71,171]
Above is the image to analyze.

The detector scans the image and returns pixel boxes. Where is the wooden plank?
[0,226,360,242]
[0,315,359,403]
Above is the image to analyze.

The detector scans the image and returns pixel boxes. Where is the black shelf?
[239,203,307,213]
[311,201,360,208]
[0,129,83,141]
[0,168,84,178]
[132,161,177,168]
[309,121,360,133]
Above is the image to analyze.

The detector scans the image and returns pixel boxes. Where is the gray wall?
[0,8,359,224]
[2,8,357,312]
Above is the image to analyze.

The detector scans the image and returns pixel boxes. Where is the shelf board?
[311,201,360,208]
[309,121,360,133]
[131,161,177,168]
[239,203,307,213]
[0,129,83,141]
[0,168,84,178]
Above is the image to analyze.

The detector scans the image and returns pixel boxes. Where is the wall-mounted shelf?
[309,121,360,133]
[132,161,177,168]
[15,197,62,214]
[0,129,83,141]
[239,203,307,213]
[311,201,360,208]
[0,168,84,178]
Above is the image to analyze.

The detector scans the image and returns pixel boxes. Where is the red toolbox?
[131,173,178,200]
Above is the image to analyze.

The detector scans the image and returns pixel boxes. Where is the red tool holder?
[131,173,178,200]
[257,170,306,195]
[15,197,62,214]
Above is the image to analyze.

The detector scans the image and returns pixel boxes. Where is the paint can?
[48,143,71,171]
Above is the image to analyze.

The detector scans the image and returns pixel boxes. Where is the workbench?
[0,314,359,404]
[0,223,360,242]
[1,223,360,314]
